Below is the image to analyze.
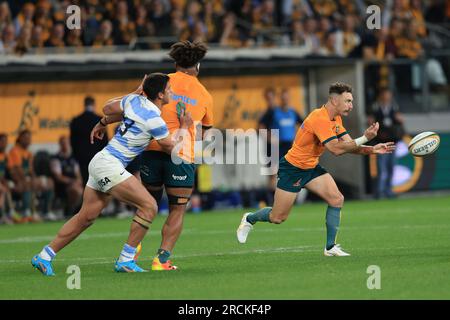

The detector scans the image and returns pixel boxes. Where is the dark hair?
[16,129,31,143]
[378,87,391,95]
[143,73,170,100]
[0,133,7,140]
[169,40,208,68]
[329,82,353,95]
[84,96,95,107]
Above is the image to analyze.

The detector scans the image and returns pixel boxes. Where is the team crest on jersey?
[335,125,340,135]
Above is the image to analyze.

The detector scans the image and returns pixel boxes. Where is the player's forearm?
[331,140,360,155]
[350,145,373,155]
[100,114,123,125]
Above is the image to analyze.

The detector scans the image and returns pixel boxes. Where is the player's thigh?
[271,188,297,222]
[163,158,196,206]
[108,175,157,217]
[78,186,111,221]
[304,173,344,206]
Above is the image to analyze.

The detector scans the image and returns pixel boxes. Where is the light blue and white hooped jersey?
[104,94,169,167]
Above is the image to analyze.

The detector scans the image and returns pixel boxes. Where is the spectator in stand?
[149,0,171,37]
[303,17,320,54]
[203,0,224,43]
[33,2,53,43]
[44,22,65,47]
[0,23,16,54]
[93,20,114,47]
[69,96,109,186]
[318,31,340,56]
[50,135,83,218]
[0,1,12,35]
[310,0,337,18]
[316,16,333,45]
[289,19,307,46]
[220,12,252,48]
[410,0,427,37]
[8,130,55,222]
[394,20,423,60]
[13,2,34,36]
[134,5,156,50]
[65,28,83,48]
[30,24,45,49]
[335,14,361,56]
[112,0,136,45]
[0,133,13,225]
[13,20,31,55]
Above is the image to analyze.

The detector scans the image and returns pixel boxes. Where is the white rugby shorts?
[86,150,132,193]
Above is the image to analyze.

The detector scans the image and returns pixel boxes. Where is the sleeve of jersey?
[120,94,134,111]
[201,96,214,127]
[148,117,170,140]
[336,117,348,139]
[7,149,19,169]
[311,118,338,145]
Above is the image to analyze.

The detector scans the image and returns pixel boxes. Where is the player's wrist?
[99,117,107,126]
[354,135,369,147]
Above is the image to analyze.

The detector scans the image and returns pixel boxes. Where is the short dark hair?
[84,96,95,107]
[143,73,170,100]
[0,133,7,140]
[329,82,353,95]
[16,129,31,143]
[169,40,208,68]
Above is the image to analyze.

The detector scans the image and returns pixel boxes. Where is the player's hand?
[179,109,193,128]
[364,122,379,140]
[373,142,396,154]
[90,122,107,144]
[134,74,148,95]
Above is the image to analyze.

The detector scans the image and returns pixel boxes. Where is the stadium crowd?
[0,0,448,57]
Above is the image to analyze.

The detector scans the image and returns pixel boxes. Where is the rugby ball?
[408,132,440,156]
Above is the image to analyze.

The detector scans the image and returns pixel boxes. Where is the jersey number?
[119,117,135,136]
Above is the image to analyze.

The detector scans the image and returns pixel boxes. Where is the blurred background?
[0,0,449,224]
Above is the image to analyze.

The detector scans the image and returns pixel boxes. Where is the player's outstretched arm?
[324,122,380,156]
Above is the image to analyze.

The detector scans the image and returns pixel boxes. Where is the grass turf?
[0,195,449,300]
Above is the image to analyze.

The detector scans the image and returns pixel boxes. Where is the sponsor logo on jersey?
[172,174,187,181]
[98,177,111,188]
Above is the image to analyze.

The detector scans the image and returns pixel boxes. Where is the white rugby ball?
[408,132,440,156]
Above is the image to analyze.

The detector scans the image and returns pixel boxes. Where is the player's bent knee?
[139,200,158,221]
[328,192,344,207]
[76,213,96,228]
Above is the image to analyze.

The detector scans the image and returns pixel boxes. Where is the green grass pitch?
[1,195,449,300]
